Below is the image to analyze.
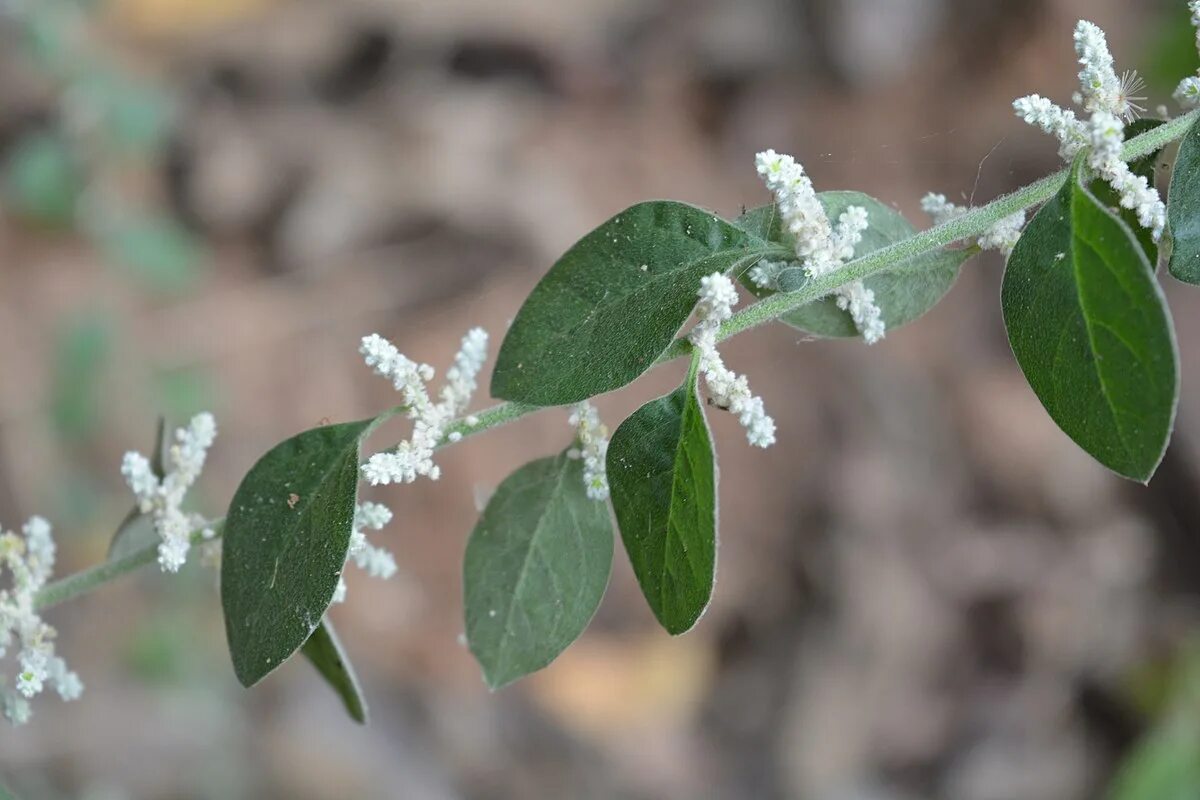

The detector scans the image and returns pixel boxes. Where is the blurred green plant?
[1109,641,1200,800]
[1,0,204,295]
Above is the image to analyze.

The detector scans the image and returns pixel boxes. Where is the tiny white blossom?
[1013,20,1165,241]
[748,259,787,290]
[1013,95,1088,160]
[121,413,218,572]
[0,517,83,725]
[755,149,884,343]
[690,273,776,448]
[1177,3,1200,108]
[1073,21,1122,117]
[331,502,399,604]
[359,329,489,486]
[921,192,1026,255]
[569,402,609,501]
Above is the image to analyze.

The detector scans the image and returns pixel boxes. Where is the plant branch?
[34,109,1199,611]
[34,520,224,611]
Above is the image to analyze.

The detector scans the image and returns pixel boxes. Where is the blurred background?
[1,0,1200,797]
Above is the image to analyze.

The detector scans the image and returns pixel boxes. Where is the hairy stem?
[35,109,1199,609]
[34,520,224,611]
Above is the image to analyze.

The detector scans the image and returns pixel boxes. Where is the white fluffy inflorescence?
[1,517,83,726]
[920,193,1026,255]
[359,328,489,486]
[754,150,884,343]
[568,402,609,501]
[1013,20,1165,241]
[1176,2,1200,107]
[121,413,218,573]
[690,273,776,448]
[331,502,398,604]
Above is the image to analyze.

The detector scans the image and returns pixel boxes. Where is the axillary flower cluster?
[751,150,883,343]
[121,413,218,572]
[0,517,83,725]
[359,328,489,486]
[1013,20,1166,239]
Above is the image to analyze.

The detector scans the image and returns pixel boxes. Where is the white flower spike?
[920,193,1026,255]
[1013,19,1166,241]
[754,149,884,343]
[332,502,398,604]
[359,328,489,486]
[1176,2,1200,108]
[568,402,609,501]
[1,516,83,725]
[690,273,776,448]
[121,413,218,573]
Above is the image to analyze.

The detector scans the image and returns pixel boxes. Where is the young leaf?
[1092,118,1164,266]
[607,359,717,635]
[222,418,380,687]
[301,618,368,724]
[1002,157,1178,483]
[1169,117,1200,284]
[491,201,778,406]
[736,191,970,337]
[464,450,613,689]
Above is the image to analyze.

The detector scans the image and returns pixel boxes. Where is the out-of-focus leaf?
[2,133,80,227]
[51,314,112,440]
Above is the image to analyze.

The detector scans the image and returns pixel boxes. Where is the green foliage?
[1169,119,1200,284]
[1,132,80,227]
[221,418,380,687]
[464,451,613,688]
[96,213,204,294]
[736,191,970,337]
[1002,157,1178,482]
[301,619,368,724]
[1108,727,1200,800]
[50,314,112,440]
[607,358,717,634]
[491,201,782,406]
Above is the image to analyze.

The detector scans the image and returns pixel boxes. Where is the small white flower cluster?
[1,517,83,726]
[1013,20,1165,240]
[121,413,218,573]
[920,193,1026,255]
[567,402,609,501]
[359,328,489,486]
[331,502,397,604]
[1176,2,1200,108]
[690,273,776,448]
[754,150,884,343]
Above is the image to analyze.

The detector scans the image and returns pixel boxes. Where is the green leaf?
[221,418,380,687]
[301,618,368,724]
[1002,157,1178,482]
[464,450,613,689]
[491,201,778,406]
[95,213,204,294]
[51,314,112,440]
[1168,118,1200,284]
[1107,725,1200,800]
[2,133,80,227]
[1092,118,1164,267]
[607,358,717,634]
[736,191,970,338]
